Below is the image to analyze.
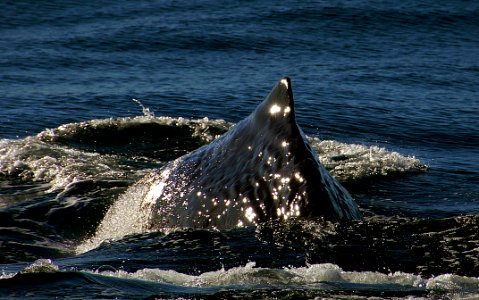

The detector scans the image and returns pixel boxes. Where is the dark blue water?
[1,0,478,298]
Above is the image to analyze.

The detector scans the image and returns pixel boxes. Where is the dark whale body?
[148,77,361,230]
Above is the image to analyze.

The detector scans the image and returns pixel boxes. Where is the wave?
[0,116,425,193]
[95,262,479,298]
[0,116,229,192]
[1,258,477,299]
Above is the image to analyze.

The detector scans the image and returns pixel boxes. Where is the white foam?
[0,137,115,192]
[0,116,230,194]
[1,261,475,297]
[21,259,59,274]
[308,137,425,182]
[0,272,15,280]
[93,262,479,296]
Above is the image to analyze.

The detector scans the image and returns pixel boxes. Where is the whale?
[138,77,361,231]
[90,77,361,245]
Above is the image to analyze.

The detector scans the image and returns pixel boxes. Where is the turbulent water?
[1,0,478,299]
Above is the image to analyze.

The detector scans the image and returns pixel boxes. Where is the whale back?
[148,77,361,230]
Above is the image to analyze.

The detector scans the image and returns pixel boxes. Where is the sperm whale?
[139,77,361,230]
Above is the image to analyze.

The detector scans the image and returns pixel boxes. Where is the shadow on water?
[39,120,215,160]
[57,216,479,278]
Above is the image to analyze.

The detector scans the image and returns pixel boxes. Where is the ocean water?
[1,0,478,299]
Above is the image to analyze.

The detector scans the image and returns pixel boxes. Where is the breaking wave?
[2,259,477,299]
[0,116,425,193]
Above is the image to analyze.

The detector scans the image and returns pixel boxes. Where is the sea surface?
[1,0,478,299]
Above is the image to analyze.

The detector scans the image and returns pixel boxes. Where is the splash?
[21,259,59,274]
[0,116,230,193]
[92,262,479,298]
[0,136,122,192]
[132,98,155,118]
[310,138,426,182]
[2,261,477,298]
[76,170,171,253]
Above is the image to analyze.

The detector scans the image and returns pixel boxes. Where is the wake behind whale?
[88,78,361,245]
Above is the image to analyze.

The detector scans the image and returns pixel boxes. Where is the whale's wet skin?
[95,78,360,241]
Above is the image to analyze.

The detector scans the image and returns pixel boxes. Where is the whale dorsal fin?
[257,77,294,116]
[146,77,361,229]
